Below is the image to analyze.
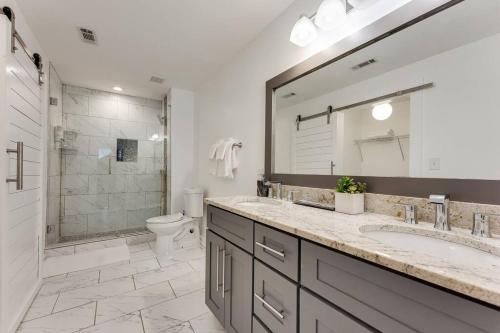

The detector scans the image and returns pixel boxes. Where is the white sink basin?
[235,198,282,208]
[362,229,500,270]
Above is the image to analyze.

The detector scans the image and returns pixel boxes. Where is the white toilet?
[146,188,203,257]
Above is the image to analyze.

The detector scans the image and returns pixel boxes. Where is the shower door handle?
[6,142,23,190]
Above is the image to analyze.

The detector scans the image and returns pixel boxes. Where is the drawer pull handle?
[255,241,285,258]
[222,249,226,299]
[216,245,220,292]
[254,293,285,320]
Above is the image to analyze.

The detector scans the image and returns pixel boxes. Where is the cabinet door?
[254,260,298,333]
[205,230,225,324]
[224,242,253,333]
[300,288,375,333]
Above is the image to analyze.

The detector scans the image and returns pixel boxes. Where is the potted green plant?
[335,176,367,214]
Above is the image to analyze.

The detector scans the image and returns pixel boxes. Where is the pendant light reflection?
[371,102,392,121]
[315,0,347,31]
[289,16,318,47]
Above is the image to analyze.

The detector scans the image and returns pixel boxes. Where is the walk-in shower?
[46,67,170,246]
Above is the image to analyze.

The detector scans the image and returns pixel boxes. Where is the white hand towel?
[222,138,238,178]
[209,140,223,175]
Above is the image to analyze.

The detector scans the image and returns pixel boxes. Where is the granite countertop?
[205,196,500,307]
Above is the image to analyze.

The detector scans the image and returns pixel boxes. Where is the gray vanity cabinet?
[206,230,253,333]
[301,240,500,333]
[300,288,375,333]
[205,230,225,324]
[224,241,253,333]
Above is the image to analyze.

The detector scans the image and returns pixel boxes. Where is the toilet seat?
[146,213,186,224]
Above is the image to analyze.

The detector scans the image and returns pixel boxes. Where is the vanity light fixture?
[315,0,347,31]
[290,0,381,47]
[113,86,123,92]
[371,102,392,121]
[290,15,318,47]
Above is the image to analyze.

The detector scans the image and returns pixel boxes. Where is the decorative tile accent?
[280,185,500,234]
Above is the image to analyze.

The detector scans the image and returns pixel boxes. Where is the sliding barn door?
[0,15,43,333]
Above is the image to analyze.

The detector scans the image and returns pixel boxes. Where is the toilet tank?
[184,188,204,217]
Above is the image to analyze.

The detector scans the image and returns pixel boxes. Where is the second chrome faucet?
[429,194,450,231]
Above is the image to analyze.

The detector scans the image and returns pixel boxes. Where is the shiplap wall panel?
[4,37,42,328]
[293,115,336,175]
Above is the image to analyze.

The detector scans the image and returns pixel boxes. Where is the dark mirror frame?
[265,0,500,205]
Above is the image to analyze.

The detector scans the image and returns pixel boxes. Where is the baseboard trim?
[10,279,41,333]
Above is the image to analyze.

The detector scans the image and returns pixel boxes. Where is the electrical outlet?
[429,158,440,171]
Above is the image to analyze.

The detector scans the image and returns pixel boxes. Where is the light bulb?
[290,16,318,47]
[315,0,347,31]
[371,103,392,120]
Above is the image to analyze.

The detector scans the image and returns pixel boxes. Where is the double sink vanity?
[204,196,500,333]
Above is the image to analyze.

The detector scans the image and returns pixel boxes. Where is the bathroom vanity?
[204,197,500,333]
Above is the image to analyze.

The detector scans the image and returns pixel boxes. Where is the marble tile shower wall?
[280,185,500,235]
[58,85,164,239]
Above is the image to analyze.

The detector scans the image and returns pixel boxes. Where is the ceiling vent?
[150,76,165,84]
[79,28,97,44]
[351,58,376,70]
[282,92,296,99]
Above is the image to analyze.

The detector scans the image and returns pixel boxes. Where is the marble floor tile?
[141,290,208,326]
[158,323,195,333]
[100,258,160,282]
[157,248,204,267]
[17,302,96,333]
[38,270,100,296]
[22,294,59,322]
[187,258,205,272]
[169,271,205,297]
[128,242,152,253]
[79,312,144,333]
[130,249,157,263]
[189,312,225,333]
[96,281,175,324]
[53,276,134,312]
[134,262,193,289]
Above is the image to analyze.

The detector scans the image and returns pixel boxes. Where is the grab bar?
[6,141,23,190]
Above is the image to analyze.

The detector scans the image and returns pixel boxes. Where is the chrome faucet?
[472,213,494,238]
[429,194,450,230]
[397,204,417,224]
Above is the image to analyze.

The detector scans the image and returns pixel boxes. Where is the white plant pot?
[335,192,365,215]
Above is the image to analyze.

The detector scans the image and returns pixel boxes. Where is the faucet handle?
[472,213,495,238]
[396,203,418,224]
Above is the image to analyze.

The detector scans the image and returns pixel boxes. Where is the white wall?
[0,1,50,332]
[194,0,414,199]
[170,88,195,213]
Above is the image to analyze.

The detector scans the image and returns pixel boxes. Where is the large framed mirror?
[265,0,500,204]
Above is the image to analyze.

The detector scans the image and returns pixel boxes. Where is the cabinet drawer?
[252,316,270,333]
[254,260,297,333]
[254,223,299,281]
[300,288,375,333]
[301,240,500,333]
[207,205,254,253]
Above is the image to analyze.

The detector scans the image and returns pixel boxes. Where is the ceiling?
[276,0,500,109]
[16,0,294,99]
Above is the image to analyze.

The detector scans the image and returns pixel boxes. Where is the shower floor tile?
[18,243,223,333]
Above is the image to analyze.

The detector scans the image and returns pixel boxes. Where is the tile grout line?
[167,280,177,298]
[132,274,137,290]
[21,301,97,323]
[93,301,98,326]
[50,293,61,314]
[139,310,146,333]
